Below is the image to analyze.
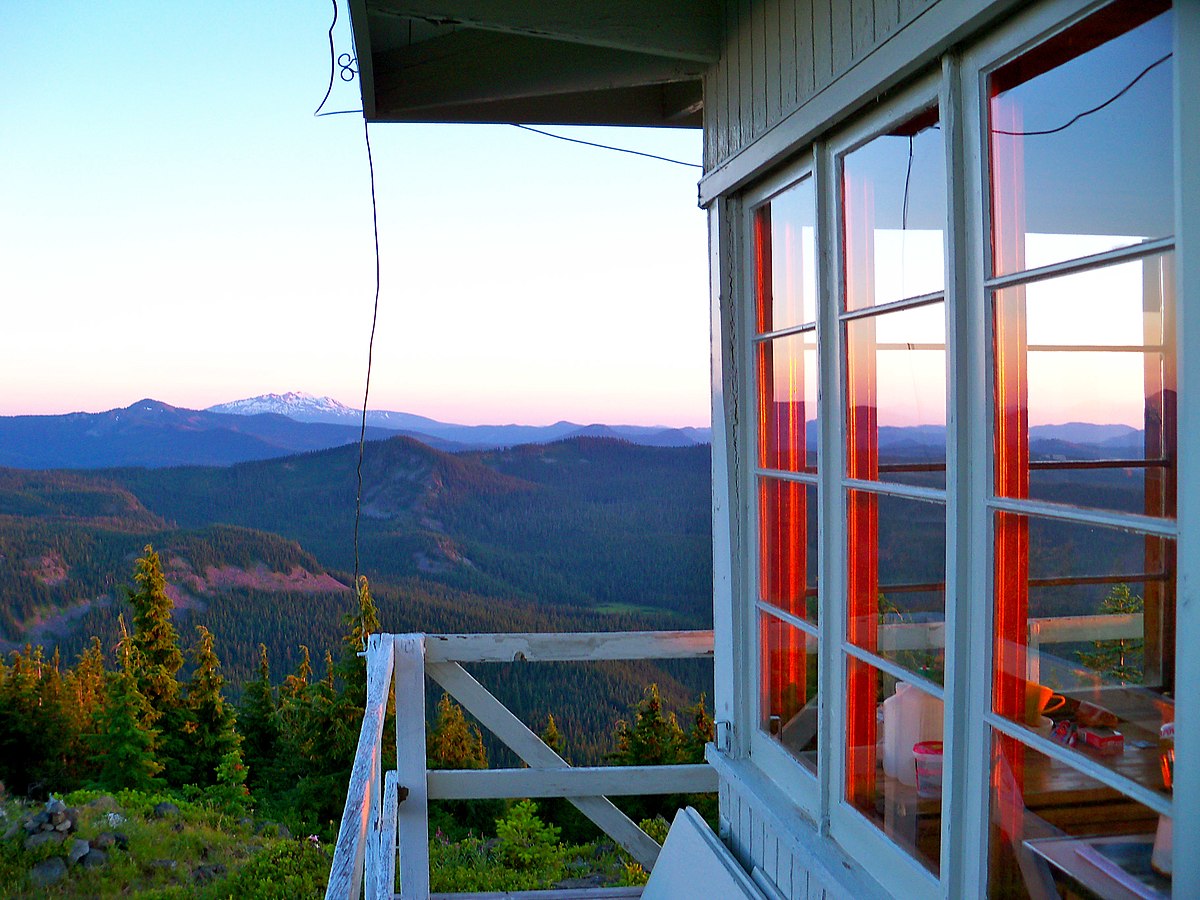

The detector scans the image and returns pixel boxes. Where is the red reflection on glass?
[759,478,817,623]
[757,334,817,473]
[760,612,817,771]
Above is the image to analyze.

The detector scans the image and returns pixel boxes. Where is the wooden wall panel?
[704,0,942,172]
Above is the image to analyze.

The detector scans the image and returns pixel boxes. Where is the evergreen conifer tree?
[126,545,189,782]
[127,545,184,714]
[428,693,487,770]
[182,625,241,786]
[611,684,685,766]
[94,616,162,791]
[239,644,280,791]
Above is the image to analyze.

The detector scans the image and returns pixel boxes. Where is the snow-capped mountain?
[208,392,356,420]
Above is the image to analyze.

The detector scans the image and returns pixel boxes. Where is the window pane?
[755,176,817,332]
[847,491,946,684]
[845,656,943,874]
[986,730,1171,898]
[993,255,1176,518]
[989,2,1173,276]
[846,303,946,488]
[760,611,818,772]
[758,331,818,473]
[759,478,818,624]
[992,511,1175,797]
[843,106,945,311]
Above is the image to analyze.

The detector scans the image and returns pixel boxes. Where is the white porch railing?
[325,630,717,900]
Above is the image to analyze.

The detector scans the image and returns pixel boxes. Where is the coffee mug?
[1025,682,1066,726]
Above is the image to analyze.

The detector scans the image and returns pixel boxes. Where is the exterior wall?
[703,0,937,170]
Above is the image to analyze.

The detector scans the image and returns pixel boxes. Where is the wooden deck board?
[428,889,643,900]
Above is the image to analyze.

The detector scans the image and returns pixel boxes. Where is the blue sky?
[0,1,709,427]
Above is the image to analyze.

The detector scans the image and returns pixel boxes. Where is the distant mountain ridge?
[208,392,713,449]
[0,399,447,470]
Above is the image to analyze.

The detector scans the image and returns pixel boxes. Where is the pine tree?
[611,684,685,766]
[181,626,240,787]
[94,616,162,791]
[680,693,715,764]
[126,545,184,715]
[428,693,487,770]
[540,714,563,757]
[239,644,280,791]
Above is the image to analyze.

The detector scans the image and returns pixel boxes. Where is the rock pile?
[3,796,120,885]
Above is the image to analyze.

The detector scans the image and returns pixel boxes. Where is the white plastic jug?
[882,682,944,786]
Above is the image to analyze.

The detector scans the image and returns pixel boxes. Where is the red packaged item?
[1080,726,1124,755]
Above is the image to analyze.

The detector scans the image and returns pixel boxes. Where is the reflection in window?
[761,612,818,772]
[989,1,1173,276]
[843,106,945,311]
[759,478,818,624]
[992,512,1175,796]
[987,731,1171,898]
[755,176,817,332]
[758,332,818,473]
[846,303,946,488]
[993,254,1176,518]
[846,657,943,874]
[846,491,946,684]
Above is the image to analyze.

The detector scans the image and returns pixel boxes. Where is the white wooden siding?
[704,0,939,169]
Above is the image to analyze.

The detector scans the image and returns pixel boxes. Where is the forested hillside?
[0,437,714,765]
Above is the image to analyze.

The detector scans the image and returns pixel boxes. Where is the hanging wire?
[511,124,702,168]
[351,120,382,651]
[314,0,363,118]
[992,53,1171,137]
[313,0,378,647]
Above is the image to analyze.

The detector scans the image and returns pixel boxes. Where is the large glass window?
[986,3,1177,896]
[732,2,1183,895]
[754,174,821,771]
[840,105,948,874]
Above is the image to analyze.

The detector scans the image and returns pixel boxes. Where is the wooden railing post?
[394,634,429,900]
[325,633,394,900]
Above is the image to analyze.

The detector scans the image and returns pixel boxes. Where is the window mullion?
[943,49,991,900]
[1170,6,1200,892]
[815,137,842,836]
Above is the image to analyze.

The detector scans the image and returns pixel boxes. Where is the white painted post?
[394,635,429,900]
[1171,5,1200,894]
[376,770,399,899]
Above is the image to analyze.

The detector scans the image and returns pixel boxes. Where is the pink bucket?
[913,741,944,798]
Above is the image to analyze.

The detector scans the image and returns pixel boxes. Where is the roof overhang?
[348,0,718,127]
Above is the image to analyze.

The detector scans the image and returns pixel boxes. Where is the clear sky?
[0,1,709,427]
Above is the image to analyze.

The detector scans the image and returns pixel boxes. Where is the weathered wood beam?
[375,771,399,900]
[393,636,429,900]
[427,764,717,800]
[430,888,644,900]
[367,0,721,62]
[426,660,663,869]
[424,630,714,663]
[372,30,704,113]
[326,634,395,900]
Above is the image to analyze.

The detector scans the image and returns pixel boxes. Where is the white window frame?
[739,152,822,825]
[718,0,1200,896]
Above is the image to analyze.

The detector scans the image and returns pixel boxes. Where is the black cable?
[993,53,1171,137]
[314,0,362,117]
[512,124,702,169]
[352,117,382,645]
[901,135,913,231]
[313,0,339,117]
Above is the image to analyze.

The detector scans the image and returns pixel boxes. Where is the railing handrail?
[424,629,714,663]
[327,629,717,900]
